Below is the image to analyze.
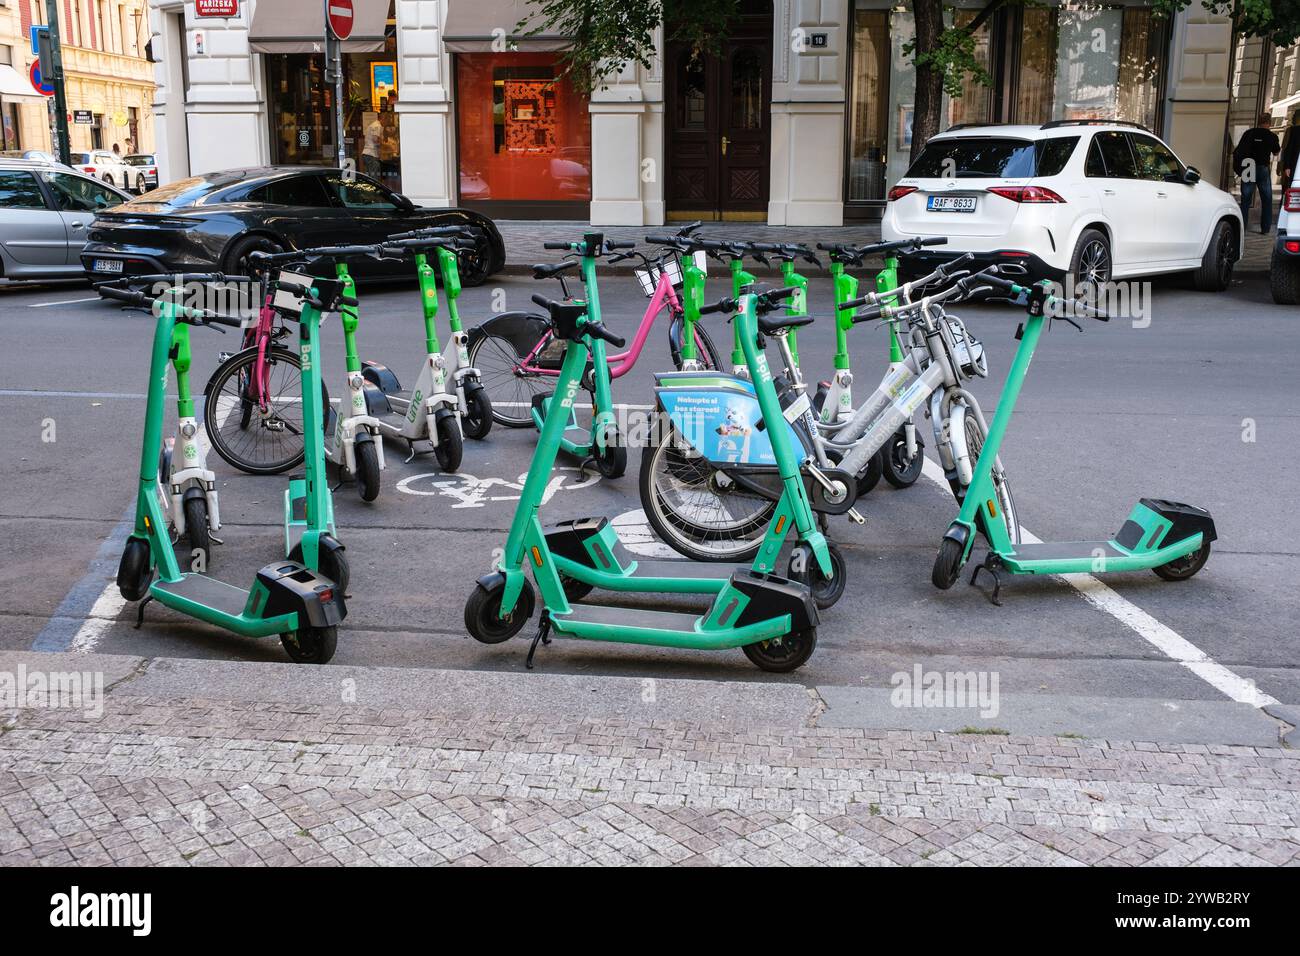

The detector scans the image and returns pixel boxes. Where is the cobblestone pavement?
[2,697,1297,867]
[495,220,1274,275]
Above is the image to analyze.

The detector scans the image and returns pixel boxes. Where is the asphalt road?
[1,268,1296,742]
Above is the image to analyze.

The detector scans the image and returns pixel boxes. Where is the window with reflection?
[730,47,764,131]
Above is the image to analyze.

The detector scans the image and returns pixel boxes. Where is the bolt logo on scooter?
[926,273,1216,603]
[106,277,351,664]
[358,228,493,469]
[464,288,823,673]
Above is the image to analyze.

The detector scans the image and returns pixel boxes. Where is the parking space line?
[30,504,134,653]
[920,458,1278,708]
[28,296,101,308]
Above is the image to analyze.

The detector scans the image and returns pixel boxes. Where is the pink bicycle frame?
[516,268,699,379]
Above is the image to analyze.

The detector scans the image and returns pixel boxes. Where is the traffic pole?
[42,0,71,166]
[328,32,346,170]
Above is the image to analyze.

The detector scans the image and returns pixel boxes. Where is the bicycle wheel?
[638,415,775,562]
[468,328,552,428]
[949,407,1020,546]
[205,345,326,475]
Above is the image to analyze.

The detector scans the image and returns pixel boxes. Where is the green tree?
[521,0,1300,162]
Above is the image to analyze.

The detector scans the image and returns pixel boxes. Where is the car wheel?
[457,231,493,287]
[1270,244,1300,304]
[225,234,286,279]
[1069,228,1111,298]
[1192,219,1235,292]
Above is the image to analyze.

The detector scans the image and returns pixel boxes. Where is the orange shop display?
[455,52,592,203]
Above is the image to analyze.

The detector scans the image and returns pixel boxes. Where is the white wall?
[396,0,455,206]
[1165,1,1233,187]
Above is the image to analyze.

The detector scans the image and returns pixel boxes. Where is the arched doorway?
[664,1,773,220]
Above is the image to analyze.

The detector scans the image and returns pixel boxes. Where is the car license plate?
[93,258,124,273]
[927,196,976,213]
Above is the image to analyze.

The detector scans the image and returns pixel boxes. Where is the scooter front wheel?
[1152,542,1211,581]
[281,626,338,664]
[183,497,212,572]
[882,429,925,488]
[594,431,627,479]
[434,413,464,472]
[932,537,966,590]
[354,439,382,502]
[465,577,535,644]
[742,628,817,673]
[461,385,493,441]
[788,542,847,610]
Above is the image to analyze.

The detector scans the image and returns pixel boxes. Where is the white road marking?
[611,509,677,558]
[28,296,101,308]
[920,458,1277,708]
[68,582,128,654]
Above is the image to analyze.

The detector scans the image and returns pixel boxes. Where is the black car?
[81,166,505,285]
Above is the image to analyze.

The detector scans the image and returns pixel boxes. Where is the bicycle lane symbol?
[394,467,601,507]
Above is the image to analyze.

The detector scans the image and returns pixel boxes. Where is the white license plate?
[93,258,124,273]
[927,196,977,213]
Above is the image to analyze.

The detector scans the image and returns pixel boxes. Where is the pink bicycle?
[466,230,722,428]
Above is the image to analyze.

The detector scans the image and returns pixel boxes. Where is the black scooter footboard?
[252,561,347,628]
[1142,498,1217,546]
[729,570,818,632]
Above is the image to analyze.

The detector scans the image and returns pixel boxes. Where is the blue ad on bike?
[654,373,806,467]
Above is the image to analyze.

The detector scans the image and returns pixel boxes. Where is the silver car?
[0,158,132,280]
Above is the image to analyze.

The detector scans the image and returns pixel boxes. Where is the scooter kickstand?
[969,554,1005,606]
[134,596,154,629]
[525,614,552,670]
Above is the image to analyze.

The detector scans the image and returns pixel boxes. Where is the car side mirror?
[392,192,415,212]
[1183,166,1201,185]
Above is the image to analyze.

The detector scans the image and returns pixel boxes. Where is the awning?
[442,0,571,52]
[249,0,391,54]
[0,64,45,102]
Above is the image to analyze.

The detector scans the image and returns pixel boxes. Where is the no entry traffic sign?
[326,0,354,41]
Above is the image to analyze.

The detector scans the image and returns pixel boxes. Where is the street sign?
[29,61,54,97]
[73,110,93,125]
[195,0,239,16]
[30,25,48,55]
[326,0,354,41]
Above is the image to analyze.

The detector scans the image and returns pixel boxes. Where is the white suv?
[881,121,1243,292]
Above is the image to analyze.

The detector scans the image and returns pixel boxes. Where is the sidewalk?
[495,220,1274,277]
[1,651,1297,866]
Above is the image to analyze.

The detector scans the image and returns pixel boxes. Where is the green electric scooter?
[107,277,351,663]
[925,272,1216,604]
[464,288,824,673]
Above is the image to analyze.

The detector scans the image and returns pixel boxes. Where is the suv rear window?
[905,136,1080,179]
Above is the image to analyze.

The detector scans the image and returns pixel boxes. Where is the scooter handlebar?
[98,285,151,307]
[583,321,625,348]
[698,297,736,316]
[543,241,571,250]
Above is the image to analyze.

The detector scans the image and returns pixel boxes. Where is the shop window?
[454,52,592,204]
[1,102,20,151]
[266,11,401,193]
[847,9,890,202]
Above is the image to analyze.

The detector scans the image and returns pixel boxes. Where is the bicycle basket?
[634,253,684,298]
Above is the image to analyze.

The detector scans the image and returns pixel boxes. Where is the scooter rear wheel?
[742,628,817,673]
[932,537,966,590]
[1152,542,1211,581]
[595,432,627,479]
[280,626,337,664]
[465,578,535,644]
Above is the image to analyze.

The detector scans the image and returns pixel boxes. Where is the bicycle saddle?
[532,260,578,280]
[757,313,815,335]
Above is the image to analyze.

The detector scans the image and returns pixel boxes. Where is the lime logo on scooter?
[407,389,422,425]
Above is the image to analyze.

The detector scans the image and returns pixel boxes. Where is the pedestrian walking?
[1234,113,1280,234]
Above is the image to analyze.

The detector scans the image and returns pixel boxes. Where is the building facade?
[1,0,155,156]
[151,0,1237,225]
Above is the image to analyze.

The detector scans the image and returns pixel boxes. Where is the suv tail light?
[1285,188,1300,213]
[988,185,1066,203]
[887,185,918,202]
[82,166,96,174]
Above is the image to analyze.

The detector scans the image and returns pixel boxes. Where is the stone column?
[1165,2,1233,188]
[395,0,455,207]
[768,0,847,226]
[589,29,665,226]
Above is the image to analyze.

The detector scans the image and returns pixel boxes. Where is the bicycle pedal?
[847,508,866,525]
